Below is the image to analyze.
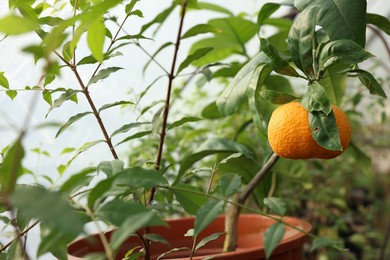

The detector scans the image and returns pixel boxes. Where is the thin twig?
[0,220,40,253]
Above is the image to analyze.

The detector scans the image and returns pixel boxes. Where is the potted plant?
[0,0,388,259]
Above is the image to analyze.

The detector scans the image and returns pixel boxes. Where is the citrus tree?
[0,0,389,259]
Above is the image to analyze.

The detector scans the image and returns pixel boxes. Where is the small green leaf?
[177,47,214,74]
[98,100,134,113]
[46,89,80,116]
[347,69,387,98]
[140,2,178,34]
[288,5,319,77]
[143,233,170,246]
[6,90,17,100]
[197,2,233,16]
[115,130,152,146]
[301,81,331,115]
[219,173,241,197]
[264,222,285,259]
[259,89,297,104]
[88,177,116,209]
[125,0,140,14]
[309,110,342,151]
[0,138,24,193]
[0,15,39,35]
[55,111,93,138]
[98,160,124,177]
[87,18,106,63]
[168,116,203,130]
[260,38,300,77]
[60,167,96,195]
[87,67,123,86]
[319,40,373,72]
[194,200,225,236]
[263,197,286,216]
[310,237,343,251]
[0,72,10,89]
[257,3,280,29]
[182,24,220,39]
[157,248,191,260]
[172,184,208,215]
[114,167,168,189]
[111,122,150,138]
[195,232,224,251]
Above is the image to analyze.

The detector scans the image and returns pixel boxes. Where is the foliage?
[0,0,389,259]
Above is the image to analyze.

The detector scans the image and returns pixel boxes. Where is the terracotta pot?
[67,214,311,260]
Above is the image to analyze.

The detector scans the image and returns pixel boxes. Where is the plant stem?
[223,152,280,252]
[148,0,188,205]
[0,220,40,253]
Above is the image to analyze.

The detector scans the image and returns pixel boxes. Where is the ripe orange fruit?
[267,102,351,159]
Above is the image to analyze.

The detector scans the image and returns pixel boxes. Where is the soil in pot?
[67,214,312,260]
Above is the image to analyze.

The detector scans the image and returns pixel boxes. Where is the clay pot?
[67,214,311,260]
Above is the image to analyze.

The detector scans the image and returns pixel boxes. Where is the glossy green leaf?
[0,15,38,35]
[0,72,9,89]
[87,67,123,86]
[98,160,124,177]
[219,173,241,197]
[216,52,270,116]
[177,47,214,74]
[182,24,220,39]
[263,197,286,216]
[260,38,300,77]
[301,81,331,115]
[319,40,372,72]
[366,13,390,35]
[46,89,80,116]
[111,122,150,138]
[114,167,168,189]
[309,110,342,151]
[87,18,105,63]
[172,183,208,215]
[319,64,349,106]
[195,232,224,251]
[264,222,285,259]
[288,5,319,77]
[295,0,366,47]
[194,200,225,236]
[259,89,297,104]
[55,111,93,138]
[176,138,252,184]
[347,69,387,98]
[88,176,116,209]
[0,138,24,193]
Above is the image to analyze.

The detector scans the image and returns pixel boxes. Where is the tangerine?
[267,102,351,159]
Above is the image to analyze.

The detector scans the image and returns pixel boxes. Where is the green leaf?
[295,0,367,47]
[0,138,24,193]
[201,102,223,119]
[176,138,252,184]
[257,3,280,29]
[60,167,96,195]
[263,197,286,216]
[87,67,123,86]
[319,40,372,71]
[319,64,349,106]
[46,89,80,116]
[142,42,173,74]
[114,167,168,189]
[309,110,342,151]
[168,116,203,130]
[88,177,116,209]
[219,173,241,197]
[125,0,140,14]
[301,81,331,115]
[216,52,270,116]
[288,5,319,77]
[310,237,343,251]
[366,13,390,35]
[87,18,106,63]
[194,200,225,236]
[197,2,233,16]
[140,1,178,34]
[0,15,38,35]
[55,111,93,138]
[143,233,170,246]
[177,47,214,74]
[98,100,134,113]
[260,38,300,77]
[195,232,224,251]
[0,72,10,89]
[264,222,285,259]
[347,69,387,98]
[98,160,124,177]
[6,90,17,100]
[182,24,220,39]
[111,122,150,138]
[115,130,152,146]
[259,89,297,104]
[172,183,208,215]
